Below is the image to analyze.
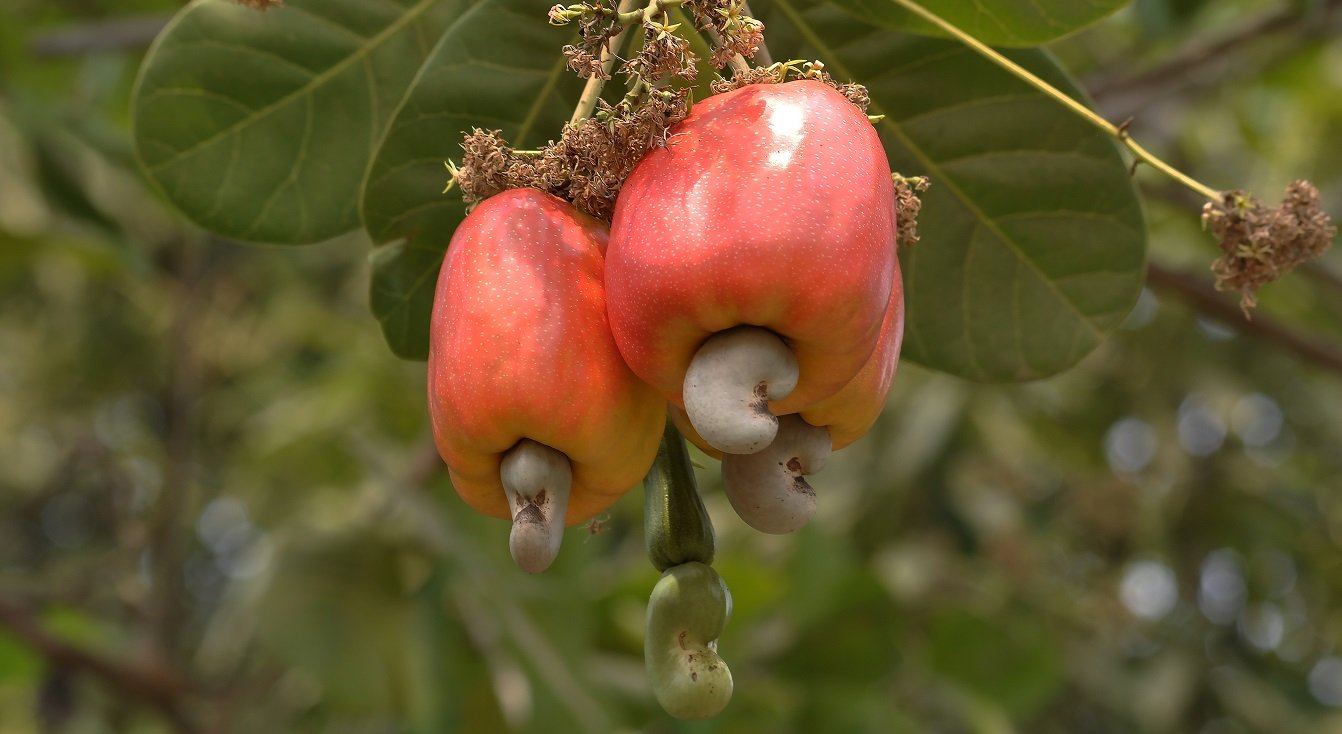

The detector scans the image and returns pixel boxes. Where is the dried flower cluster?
[232,0,283,9]
[453,90,689,221]
[624,15,698,82]
[684,0,764,68]
[553,1,624,79]
[1205,181,1336,315]
[452,0,923,228]
[893,175,930,248]
[710,59,872,113]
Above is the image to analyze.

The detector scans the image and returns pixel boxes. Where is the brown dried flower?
[893,175,930,248]
[448,90,689,221]
[1205,180,1335,315]
[233,0,283,8]
[624,23,697,82]
[710,60,872,114]
[684,0,764,67]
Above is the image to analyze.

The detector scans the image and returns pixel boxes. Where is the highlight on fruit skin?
[426,188,665,572]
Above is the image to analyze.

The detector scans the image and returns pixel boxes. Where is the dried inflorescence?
[453,0,896,225]
[623,14,699,82]
[453,90,689,221]
[554,1,625,79]
[710,60,872,113]
[893,175,930,248]
[684,0,764,68]
[233,0,283,8]
[1204,181,1336,315]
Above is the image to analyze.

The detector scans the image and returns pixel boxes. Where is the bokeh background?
[3,0,1342,732]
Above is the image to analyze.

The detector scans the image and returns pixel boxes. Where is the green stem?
[702,24,752,77]
[618,0,687,24]
[740,1,772,66]
[643,422,716,571]
[569,0,646,125]
[888,0,1223,202]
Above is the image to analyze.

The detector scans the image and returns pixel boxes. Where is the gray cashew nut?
[682,327,799,455]
[722,414,832,534]
[500,439,572,573]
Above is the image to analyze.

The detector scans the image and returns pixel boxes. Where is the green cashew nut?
[643,422,715,571]
[645,562,734,719]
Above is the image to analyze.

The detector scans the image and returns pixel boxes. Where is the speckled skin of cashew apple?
[427,188,665,525]
[673,258,904,456]
[606,80,897,415]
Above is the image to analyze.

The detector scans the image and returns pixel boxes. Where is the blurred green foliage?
[2,1,1342,732]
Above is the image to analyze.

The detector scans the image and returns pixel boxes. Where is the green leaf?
[131,0,464,244]
[759,0,1147,381]
[369,237,447,360]
[256,536,415,714]
[362,0,583,358]
[830,0,1131,47]
[929,609,1062,717]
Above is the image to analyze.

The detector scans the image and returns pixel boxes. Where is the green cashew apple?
[645,562,734,719]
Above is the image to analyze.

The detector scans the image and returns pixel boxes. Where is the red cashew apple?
[427,188,665,572]
[606,79,897,457]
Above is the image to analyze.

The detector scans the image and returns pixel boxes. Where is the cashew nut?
[682,327,799,455]
[722,414,831,534]
[500,439,572,573]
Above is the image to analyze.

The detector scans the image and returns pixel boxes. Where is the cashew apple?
[605,80,897,455]
[427,188,665,571]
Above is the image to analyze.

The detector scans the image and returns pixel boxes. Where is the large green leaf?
[760,0,1146,380]
[830,0,1131,46]
[132,0,463,243]
[362,0,583,359]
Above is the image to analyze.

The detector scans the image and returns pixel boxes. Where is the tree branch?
[1088,0,1342,107]
[0,599,198,732]
[28,16,171,58]
[1146,262,1342,375]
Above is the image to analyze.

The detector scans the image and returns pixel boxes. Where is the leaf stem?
[888,0,1223,202]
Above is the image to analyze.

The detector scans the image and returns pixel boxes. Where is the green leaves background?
[132,0,1142,379]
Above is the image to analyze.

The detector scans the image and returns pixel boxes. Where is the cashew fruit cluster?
[427,79,903,570]
[608,79,903,533]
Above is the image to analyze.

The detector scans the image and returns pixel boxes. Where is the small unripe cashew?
[722,414,832,534]
[682,327,799,455]
[500,439,572,573]
[645,562,733,719]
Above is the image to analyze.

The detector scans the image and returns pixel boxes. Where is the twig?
[0,599,198,732]
[701,23,751,76]
[1089,0,1342,102]
[739,1,771,66]
[569,0,645,125]
[145,240,206,654]
[1302,260,1342,297]
[28,16,171,57]
[888,0,1222,203]
[1145,263,1342,375]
